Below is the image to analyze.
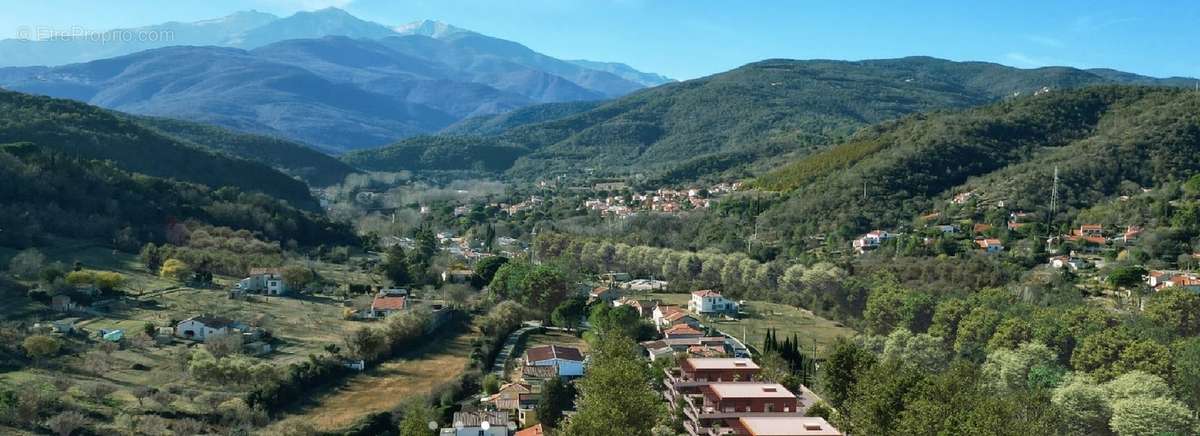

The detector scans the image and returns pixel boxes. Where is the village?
[580,182,743,219]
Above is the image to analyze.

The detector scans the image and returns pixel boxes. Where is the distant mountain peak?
[567,59,674,87]
[394,20,470,38]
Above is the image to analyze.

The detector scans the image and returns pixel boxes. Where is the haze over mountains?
[0,8,671,152]
[350,56,1197,183]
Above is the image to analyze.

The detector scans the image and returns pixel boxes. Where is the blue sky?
[2,0,1197,80]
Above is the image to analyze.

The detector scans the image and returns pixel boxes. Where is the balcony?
[683,402,803,422]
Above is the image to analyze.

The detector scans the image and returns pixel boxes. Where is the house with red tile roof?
[514,424,543,436]
[664,323,705,339]
[369,295,407,318]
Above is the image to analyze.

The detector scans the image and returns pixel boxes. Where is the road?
[490,323,542,377]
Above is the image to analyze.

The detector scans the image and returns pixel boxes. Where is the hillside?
[386,57,1188,181]
[754,86,1200,246]
[131,116,357,187]
[339,135,530,172]
[0,90,319,209]
[441,100,603,136]
[0,143,353,249]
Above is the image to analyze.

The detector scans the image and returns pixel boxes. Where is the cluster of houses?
[605,290,751,361]
[472,344,588,433]
[1147,271,1200,292]
[663,357,841,436]
[581,183,742,219]
[1050,224,1144,252]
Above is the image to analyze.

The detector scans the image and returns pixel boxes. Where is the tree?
[397,400,438,436]
[1106,265,1148,307]
[159,258,191,281]
[987,318,1033,351]
[1052,375,1111,436]
[22,335,60,363]
[280,266,315,291]
[1172,337,1200,412]
[473,256,509,288]
[343,326,388,362]
[565,335,664,436]
[382,245,412,286]
[1144,287,1200,336]
[1103,371,1172,403]
[482,374,500,395]
[820,338,876,410]
[7,248,45,278]
[537,375,576,429]
[1109,397,1195,436]
[139,243,163,273]
[204,332,245,358]
[982,342,1059,391]
[551,296,587,331]
[45,410,90,436]
[953,307,1002,360]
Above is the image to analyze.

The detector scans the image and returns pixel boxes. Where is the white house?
[688,290,739,315]
[441,411,510,436]
[852,230,890,253]
[175,315,234,341]
[234,268,290,295]
[524,345,585,378]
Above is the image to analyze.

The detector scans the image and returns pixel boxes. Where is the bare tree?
[204,332,244,358]
[82,382,116,403]
[172,418,206,436]
[45,411,90,436]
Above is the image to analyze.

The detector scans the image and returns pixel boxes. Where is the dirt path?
[272,322,481,432]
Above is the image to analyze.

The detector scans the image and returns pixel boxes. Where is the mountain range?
[348,56,1194,182]
[0,8,671,152]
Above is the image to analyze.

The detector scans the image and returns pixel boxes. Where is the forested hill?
[359,56,1188,180]
[755,85,1200,244]
[0,144,354,249]
[130,116,357,187]
[0,90,319,209]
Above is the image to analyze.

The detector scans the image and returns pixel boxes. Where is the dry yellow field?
[274,323,481,431]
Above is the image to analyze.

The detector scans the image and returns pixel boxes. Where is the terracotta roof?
[515,424,545,436]
[973,223,993,233]
[665,311,696,322]
[371,295,407,311]
[525,345,584,363]
[692,290,722,297]
[664,324,704,336]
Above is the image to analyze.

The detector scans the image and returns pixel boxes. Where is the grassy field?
[519,330,589,355]
[647,293,855,357]
[269,321,481,432]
